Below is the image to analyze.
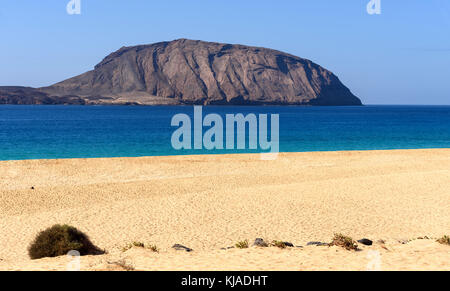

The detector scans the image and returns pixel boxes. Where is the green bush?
[28,224,103,260]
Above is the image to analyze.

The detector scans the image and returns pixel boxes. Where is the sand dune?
[0,149,449,271]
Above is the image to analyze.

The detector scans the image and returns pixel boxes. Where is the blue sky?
[1,0,449,105]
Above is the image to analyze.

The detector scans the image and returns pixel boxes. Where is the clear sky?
[1,0,449,105]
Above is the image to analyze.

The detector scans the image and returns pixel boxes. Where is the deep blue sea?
[0,105,449,161]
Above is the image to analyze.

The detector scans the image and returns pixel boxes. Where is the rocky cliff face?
[1,39,362,105]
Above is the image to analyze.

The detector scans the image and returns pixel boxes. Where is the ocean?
[0,105,449,161]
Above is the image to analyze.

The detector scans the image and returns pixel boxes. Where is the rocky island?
[0,39,362,106]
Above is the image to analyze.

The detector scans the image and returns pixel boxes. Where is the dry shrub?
[437,235,450,245]
[271,240,287,249]
[28,224,103,260]
[330,233,358,251]
[235,240,249,249]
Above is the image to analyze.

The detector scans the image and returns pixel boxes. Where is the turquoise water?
[0,105,449,161]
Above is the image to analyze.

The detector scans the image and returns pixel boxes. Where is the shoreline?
[1,147,449,163]
[1,149,449,270]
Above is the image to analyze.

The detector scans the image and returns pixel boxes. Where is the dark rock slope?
[1,39,362,105]
[0,86,85,105]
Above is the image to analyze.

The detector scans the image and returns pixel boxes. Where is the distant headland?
[0,39,362,106]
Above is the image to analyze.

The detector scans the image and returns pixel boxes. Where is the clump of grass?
[109,259,135,271]
[121,244,133,252]
[122,241,159,252]
[132,241,145,248]
[122,241,144,252]
[28,224,103,260]
[437,235,450,245]
[146,244,160,253]
[235,240,249,249]
[330,233,358,251]
[271,240,287,249]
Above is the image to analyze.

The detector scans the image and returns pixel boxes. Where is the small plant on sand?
[28,224,103,260]
[235,240,249,249]
[109,259,135,271]
[122,241,145,252]
[330,233,358,251]
[437,235,450,245]
[122,244,133,252]
[122,242,159,253]
[146,244,160,253]
[132,241,145,248]
[271,240,287,249]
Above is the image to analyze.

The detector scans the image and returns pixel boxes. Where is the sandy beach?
[0,149,449,271]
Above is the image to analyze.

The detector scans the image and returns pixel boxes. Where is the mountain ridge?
[0,39,362,106]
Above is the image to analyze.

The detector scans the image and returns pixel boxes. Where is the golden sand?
[0,149,449,271]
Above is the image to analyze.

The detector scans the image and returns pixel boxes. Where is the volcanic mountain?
[0,39,362,105]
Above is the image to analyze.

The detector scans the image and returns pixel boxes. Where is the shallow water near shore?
[0,105,449,161]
